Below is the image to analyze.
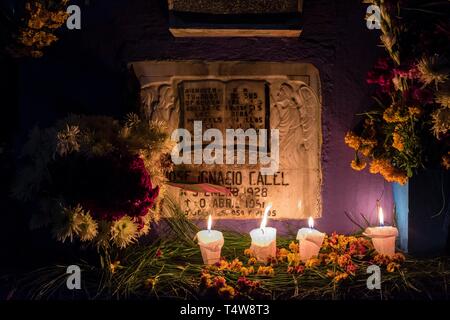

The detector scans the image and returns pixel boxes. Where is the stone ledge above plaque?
[129,61,322,220]
[167,0,303,37]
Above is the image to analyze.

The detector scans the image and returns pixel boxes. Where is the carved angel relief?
[270,82,320,170]
[141,84,179,132]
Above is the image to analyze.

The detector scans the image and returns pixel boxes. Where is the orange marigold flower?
[28,18,46,30]
[218,259,229,271]
[337,254,351,268]
[218,285,235,299]
[321,236,329,249]
[344,131,362,150]
[305,257,320,268]
[244,248,254,256]
[325,252,338,265]
[247,257,257,266]
[373,254,390,266]
[369,158,408,185]
[240,267,254,277]
[392,132,404,152]
[287,252,300,266]
[351,158,367,171]
[229,258,243,271]
[200,272,212,289]
[278,248,289,258]
[257,266,275,276]
[387,262,400,273]
[333,271,349,283]
[289,241,299,253]
[392,252,406,264]
[383,105,409,123]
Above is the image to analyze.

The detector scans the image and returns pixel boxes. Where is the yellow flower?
[289,241,299,253]
[244,248,254,256]
[408,106,422,118]
[321,237,329,250]
[229,258,243,271]
[77,211,98,242]
[305,257,320,268]
[337,254,351,268]
[344,131,362,150]
[247,257,257,266]
[287,253,300,266]
[240,266,254,277]
[383,105,409,123]
[277,248,289,262]
[325,252,338,265]
[218,285,235,299]
[333,271,349,283]
[218,259,229,271]
[257,266,275,276]
[110,216,139,248]
[387,262,400,273]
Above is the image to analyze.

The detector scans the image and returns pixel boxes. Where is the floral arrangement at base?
[13,113,174,249]
[345,1,450,184]
[11,211,450,301]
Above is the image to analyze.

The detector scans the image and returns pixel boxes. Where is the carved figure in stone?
[141,86,159,119]
[271,82,319,169]
[142,84,178,132]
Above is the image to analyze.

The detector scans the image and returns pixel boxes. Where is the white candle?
[363,204,398,256]
[197,215,224,265]
[250,203,277,262]
[296,216,325,262]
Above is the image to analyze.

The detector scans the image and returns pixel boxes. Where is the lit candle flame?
[308,216,314,229]
[207,214,212,232]
[260,203,272,231]
[378,206,384,227]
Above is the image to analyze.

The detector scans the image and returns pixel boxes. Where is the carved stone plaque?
[179,80,268,132]
[131,61,322,220]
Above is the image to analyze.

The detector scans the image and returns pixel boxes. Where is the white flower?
[431,106,450,139]
[56,125,80,156]
[110,216,139,248]
[77,212,98,242]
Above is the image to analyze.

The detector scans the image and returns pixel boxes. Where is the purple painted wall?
[17,0,393,236]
